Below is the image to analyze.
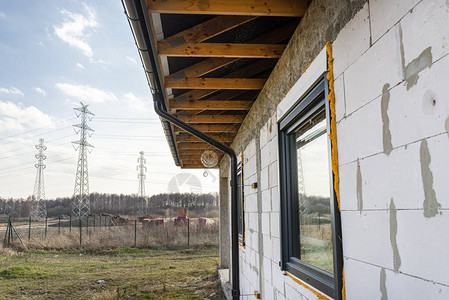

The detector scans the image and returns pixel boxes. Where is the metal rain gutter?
[121,0,240,298]
[121,0,180,166]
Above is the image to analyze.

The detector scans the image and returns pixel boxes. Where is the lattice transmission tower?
[30,138,47,219]
[72,102,94,218]
[136,151,148,216]
[297,149,308,217]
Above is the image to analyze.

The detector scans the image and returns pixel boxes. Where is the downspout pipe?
[121,0,240,298]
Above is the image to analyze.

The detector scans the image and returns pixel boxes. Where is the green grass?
[0,247,223,299]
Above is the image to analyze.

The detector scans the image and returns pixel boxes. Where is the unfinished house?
[121,0,449,299]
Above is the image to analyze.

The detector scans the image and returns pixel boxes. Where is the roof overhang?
[125,0,309,168]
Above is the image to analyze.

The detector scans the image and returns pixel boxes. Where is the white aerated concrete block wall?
[334,0,449,298]
[235,0,449,299]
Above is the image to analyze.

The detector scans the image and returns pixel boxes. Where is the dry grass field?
[0,246,224,300]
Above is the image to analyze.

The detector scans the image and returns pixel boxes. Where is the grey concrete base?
[218,268,231,300]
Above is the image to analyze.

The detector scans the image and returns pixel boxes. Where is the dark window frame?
[237,161,245,246]
[278,76,343,299]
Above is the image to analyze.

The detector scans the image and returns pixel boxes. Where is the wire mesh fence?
[1,215,218,250]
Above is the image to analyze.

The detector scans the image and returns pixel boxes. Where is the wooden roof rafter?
[145,1,306,168]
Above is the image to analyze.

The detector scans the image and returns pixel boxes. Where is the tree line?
[0,192,219,218]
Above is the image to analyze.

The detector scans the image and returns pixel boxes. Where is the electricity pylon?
[297,148,308,217]
[136,151,147,216]
[30,138,47,219]
[72,102,94,218]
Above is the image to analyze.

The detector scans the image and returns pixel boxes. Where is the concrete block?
[244,139,256,160]
[263,257,272,284]
[285,282,303,300]
[426,135,449,210]
[272,237,281,265]
[272,264,284,294]
[333,2,371,78]
[337,96,383,164]
[338,160,358,211]
[261,166,269,191]
[244,156,257,178]
[245,193,258,213]
[261,143,270,170]
[341,210,394,269]
[263,280,274,300]
[334,74,346,122]
[346,245,449,299]
[267,113,278,142]
[344,28,402,115]
[388,55,449,148]
[261,213,270,236]
[350,144,423,210]
[269,135,278,164]
[263,234,273,260]
[268,161,279,188]
[344,257,382,300]
[369,0,420,42]
[357,136,449,210]
[397,210,449,285]
[248,212,259,233]
[275,289,286,300]
[262,189,271,213]
[284,276,318,300]
[271,186,280,213]
[245,174,257,196]
[260,122,268,148]
[385,262,449,300]
[400,0,449,65]
[249,229,259,251]
[270,212,280,239]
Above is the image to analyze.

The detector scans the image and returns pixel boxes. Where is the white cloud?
[56,82,117,103]
[0,101,54,132]
[121,92,150,111]
[0,87,24,96]
[126,56,137,64]
[53,4,97,58]
[35,87,47,96]
[0,12,6,19]
[76,62,85,69]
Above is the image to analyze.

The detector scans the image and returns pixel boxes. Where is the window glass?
[295,114,333,273]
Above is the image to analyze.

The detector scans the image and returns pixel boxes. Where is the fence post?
[318,213,321,230]
[45,216,48,238]
[69,215,72,233]
[58,216,61,235]
[79,217,82,246]
[3,217,10,245]
[109,216,111,230]
[99,215,102,229]
[93,216,96,231]
[28,217,31,240]
[187,218,190,246]
[87,216,89,236]
[134,219,137,248]
[7,216,12,245]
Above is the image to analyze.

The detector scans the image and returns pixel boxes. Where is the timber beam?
[158,43,285,58]
[170,100,252,110]
[148,0,308,17]
[178,114,245,124]
[174,124,239,133]
[165,78,267,90]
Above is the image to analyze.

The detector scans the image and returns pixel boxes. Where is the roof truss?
[145,3,305,168]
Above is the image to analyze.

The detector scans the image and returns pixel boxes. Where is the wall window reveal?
[278,72,343,298]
